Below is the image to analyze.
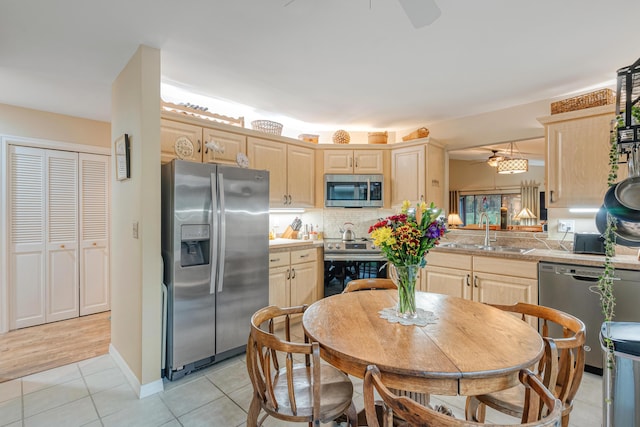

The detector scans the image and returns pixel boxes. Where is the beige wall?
[0,103,110,147]
[398,99,550,150]
[110,45,162,387]
[449,159,545,193]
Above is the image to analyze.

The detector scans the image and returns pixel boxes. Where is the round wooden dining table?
[302,290,544,396]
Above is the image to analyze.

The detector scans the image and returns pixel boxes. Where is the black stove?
[323,238,387,297]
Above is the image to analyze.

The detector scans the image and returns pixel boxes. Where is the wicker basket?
[251,120,283,135]
[333,130,351,144]
[368,131,388,144]
[402,127,430,142]
[550,89,615,115]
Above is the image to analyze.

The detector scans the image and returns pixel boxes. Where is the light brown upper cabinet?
[323,149,383,174]
[391,142,445,208]
[247,137,315,208]
[538,105,617,208]
[161,119,247,165]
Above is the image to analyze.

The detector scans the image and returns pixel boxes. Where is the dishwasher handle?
[563,273,599,282]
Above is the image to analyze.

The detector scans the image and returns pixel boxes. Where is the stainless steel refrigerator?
[161,159,269,380]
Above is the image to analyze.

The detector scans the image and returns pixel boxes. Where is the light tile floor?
[0,351,604,427]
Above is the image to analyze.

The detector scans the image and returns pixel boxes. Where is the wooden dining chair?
[246,305,358,427]
[342,278,397,293]
[465,302,586,427]
[364,365,562,427]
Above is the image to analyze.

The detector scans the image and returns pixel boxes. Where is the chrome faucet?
[478,212,491,247]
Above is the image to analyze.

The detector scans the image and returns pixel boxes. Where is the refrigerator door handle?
[217,171,226,292]
[210,172,218,295]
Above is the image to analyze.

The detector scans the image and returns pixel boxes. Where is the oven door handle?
[324,254,386,262]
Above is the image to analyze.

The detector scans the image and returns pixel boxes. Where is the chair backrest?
[489,302,586,417]
[342,278,397,293]
[246,305,320,421]
[364,365,562,427]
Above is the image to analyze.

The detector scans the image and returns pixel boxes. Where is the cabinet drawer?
[291,248,317,264]
[426,252,472,269]
[269,252,290,268]
[473,256,538,279]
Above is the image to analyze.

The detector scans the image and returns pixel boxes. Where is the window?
[459,194,522,227]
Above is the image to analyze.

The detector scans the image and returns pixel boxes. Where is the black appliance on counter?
[323,238,387,297]
[573,232,606,255]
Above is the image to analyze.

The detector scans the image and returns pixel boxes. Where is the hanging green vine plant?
[597,116,620,371]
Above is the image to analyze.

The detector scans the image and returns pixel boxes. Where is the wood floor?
[0,311,111,383]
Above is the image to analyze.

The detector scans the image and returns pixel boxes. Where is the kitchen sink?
[438,242,535,254]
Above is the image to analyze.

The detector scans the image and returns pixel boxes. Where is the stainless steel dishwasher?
[539,261,640,375]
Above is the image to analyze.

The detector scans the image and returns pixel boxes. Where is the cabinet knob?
[291,268,296,279]
[197,140,201,153]
[466,274,470,286]
[93,242,97,246]
[60,244,65,249]
[474,276,478,288]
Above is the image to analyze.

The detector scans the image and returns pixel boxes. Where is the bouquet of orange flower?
[368,200,447,268]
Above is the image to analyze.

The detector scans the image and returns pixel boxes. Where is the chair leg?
[247,396,261,427]
[345,401,358,426]
[465,396,486,422]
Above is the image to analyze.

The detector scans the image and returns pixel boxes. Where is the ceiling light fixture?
[486,150,505,167]
[497,142,528,174]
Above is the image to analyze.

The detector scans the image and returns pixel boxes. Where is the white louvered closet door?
[46,150,80,322]
[9,146,47,329]
[79,153,110,315]
[9,147,79,328]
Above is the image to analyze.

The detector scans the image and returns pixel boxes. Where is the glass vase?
[389,263,420,319]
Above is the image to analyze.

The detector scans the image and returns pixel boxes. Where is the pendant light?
[497,142,528,174]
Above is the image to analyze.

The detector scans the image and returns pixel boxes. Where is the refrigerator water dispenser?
[180,224,210,267]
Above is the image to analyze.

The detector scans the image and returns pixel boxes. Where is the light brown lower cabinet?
[268,247,320,313]
[422,252,538,325]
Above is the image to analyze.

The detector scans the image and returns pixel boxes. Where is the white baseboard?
[109,343,164,399]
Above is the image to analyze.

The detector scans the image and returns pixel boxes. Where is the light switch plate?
[132,221,139,239]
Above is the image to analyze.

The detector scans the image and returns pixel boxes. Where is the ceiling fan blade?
[398,0,441,28]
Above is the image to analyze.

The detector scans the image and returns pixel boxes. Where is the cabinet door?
[46,150,79,322]
[391,145,425,205]
[290,261,317,306]
[269,266,290,308]
[9,146,47,329]
[160,119,202,164]
[247,137,288,206]
[202,128,247,165]
[354,150,384,174]
[79,154,110,315]
[423,266,470,299]
[545,112,614,208]
[324,150,353,173]
[472,272,537,306]
[287,144,315,207]
[426,144,445,208]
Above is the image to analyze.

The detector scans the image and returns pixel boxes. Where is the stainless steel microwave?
[324,174,383,208]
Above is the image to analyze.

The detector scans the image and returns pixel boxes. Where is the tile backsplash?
[269,208,394,240]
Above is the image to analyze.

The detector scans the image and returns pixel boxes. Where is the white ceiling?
[1,0,638,140]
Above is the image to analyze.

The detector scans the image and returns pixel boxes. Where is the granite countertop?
[269,238,324,250]
[431,245,640,270]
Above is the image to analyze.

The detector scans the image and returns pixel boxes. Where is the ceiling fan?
[283,0,441,29]
[486,149,505,167]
